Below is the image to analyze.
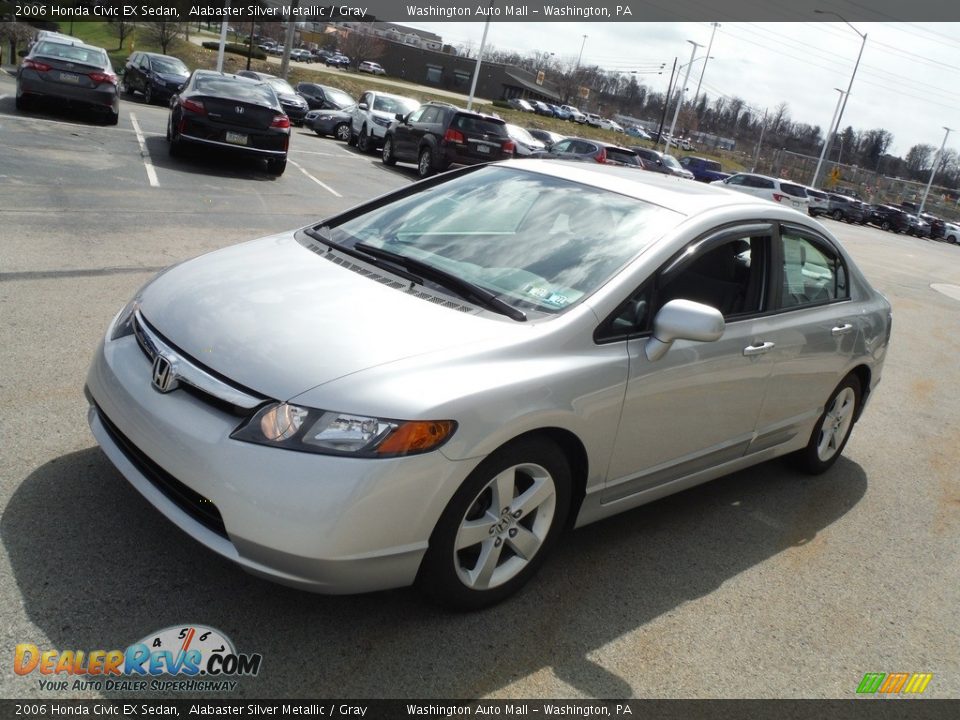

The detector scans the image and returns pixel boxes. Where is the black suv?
[382,102,513,178]
[868,204,911,233]
[122,51,189,105]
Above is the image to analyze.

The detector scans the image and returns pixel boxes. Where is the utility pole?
[665,40,703,154]
[751,108,767,172]
[692,22,719,109]
[466,0,494,110]
[919,127,953,215]
[656,58,677,141]
[215,0,230,73]
[279,0,299,79]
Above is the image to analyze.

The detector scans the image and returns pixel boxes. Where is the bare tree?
[141,22,181,54]
[904,144,935,176]
[340,25,385,68]
[109,20,134,51]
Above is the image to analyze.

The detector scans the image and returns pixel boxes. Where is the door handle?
[831,323,854,336]
[743,342,775,356]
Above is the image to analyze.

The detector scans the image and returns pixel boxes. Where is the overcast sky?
[404,21,960,158]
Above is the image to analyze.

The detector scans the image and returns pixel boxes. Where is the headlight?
[109,296,141,341]
[231,402,457,457]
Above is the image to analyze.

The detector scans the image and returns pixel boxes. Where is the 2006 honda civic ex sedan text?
[86,160,891,609]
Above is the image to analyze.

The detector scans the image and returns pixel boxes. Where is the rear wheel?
[334,123,351,142]
[416,437,571,610]
[791,374,861,475]
[417,146,435,178]
[381,136,396,165]
[266,157,287,176]
[15,92,30,111]
[881,220,891,231]
[832,210,843,221]
[144,84,153,105]
[104,110,119,126]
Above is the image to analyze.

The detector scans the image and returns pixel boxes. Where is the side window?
[725,174,745,185]
[418,106,442,124]
[780,230,848,308]
[596,284,652,342]
[405,107,426,123]
[656,235,768,319]
[551,140,573,153]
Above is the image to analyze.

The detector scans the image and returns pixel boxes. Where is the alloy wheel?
[453,462,557,590]
[816,386,856,462]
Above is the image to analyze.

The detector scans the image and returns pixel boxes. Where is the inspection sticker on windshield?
[523,285,574,308]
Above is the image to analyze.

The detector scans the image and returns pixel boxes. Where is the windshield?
[153,57,187,75]
[34,42,106,67]
[507,124,536,143]
[373,95,419,114]
[662,155,682,171]
[321,166,680,315]
[266,78,296,95]
[325,87,354,108]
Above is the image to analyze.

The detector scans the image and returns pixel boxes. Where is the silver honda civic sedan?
[86,160,892,609]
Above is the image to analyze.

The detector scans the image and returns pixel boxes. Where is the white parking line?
[288,158,341,197]
[129,113,159,188]
[290,148,366,160]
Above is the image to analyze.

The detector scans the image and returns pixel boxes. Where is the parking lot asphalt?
[1,72,959,700]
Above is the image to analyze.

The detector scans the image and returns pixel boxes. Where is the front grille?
[95,404,228,539]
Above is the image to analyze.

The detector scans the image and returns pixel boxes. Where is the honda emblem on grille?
[151,354,179,393]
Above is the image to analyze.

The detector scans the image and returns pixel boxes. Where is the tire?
[832,210,843,221]
[144,84,153,105]
[104,110,119,126]
[266,157,287,176]
[15,92,29,111]
[948,235,957,244]
[357,126,372,153]
[417,146,435,178]
[334,123,351,142]
[347,129,357,147]
[381,136,396,165]
[881,221,891,231]
[416,436,571,610]
[790,374,861,475]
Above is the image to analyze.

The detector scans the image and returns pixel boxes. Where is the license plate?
[792,201,801,208]
[476,144,490,154]
[59,72,79,83]
[225,131,248,146]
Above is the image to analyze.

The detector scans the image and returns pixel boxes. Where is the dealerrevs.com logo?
[15,625,262,692]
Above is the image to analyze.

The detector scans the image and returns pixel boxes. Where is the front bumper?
[85,331,476,593]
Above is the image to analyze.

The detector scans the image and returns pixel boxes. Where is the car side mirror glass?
[358,103,368,110]
[396,112,406,122]
[645,299,725,362]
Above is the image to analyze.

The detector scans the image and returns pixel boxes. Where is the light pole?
[812,9,867,187]
[810,88,845,187]
[919,127,953,215]
[664,41,704,153]
[466,0,495,110]
[692,22,719,109]
[574,34,588,73]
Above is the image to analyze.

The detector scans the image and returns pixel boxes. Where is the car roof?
[504,159,778,215]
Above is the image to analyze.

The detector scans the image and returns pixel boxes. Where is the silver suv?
[350,90,419,153]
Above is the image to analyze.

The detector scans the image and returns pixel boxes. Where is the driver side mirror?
[645,299,725,362]
[395,112,406,122]
[358,102,368,111]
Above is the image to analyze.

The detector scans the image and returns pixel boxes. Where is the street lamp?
[919,127,953,215]
[811,88,846,186]
[664,41,705,153]
[692,22,720,109]
[812,9,867,187]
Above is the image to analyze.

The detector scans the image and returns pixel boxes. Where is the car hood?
[157,72,188,84]
[139,233,521,401]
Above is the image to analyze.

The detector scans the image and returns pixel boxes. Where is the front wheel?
[416,437,571,610]
[790,374,861,475]
[334,123,351,142]
[881,221,891,231]
[357,126,372,153]
[144,84,153,105]
[832,210,843,221]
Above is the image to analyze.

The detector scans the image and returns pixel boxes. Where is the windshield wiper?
[305,227,422,285]
[356,242,527,322]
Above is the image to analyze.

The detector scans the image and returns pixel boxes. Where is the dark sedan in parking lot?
[121,52,189,106]
[236,70,309,126]
[166,70,291,176]
[16,37,119,124]
[295,82,353,111]
[305,105,355,141]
